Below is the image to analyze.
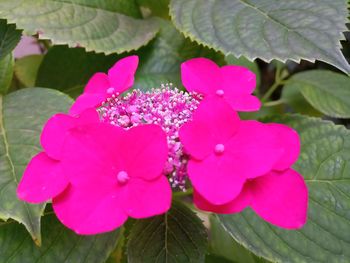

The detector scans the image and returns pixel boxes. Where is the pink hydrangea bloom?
[181,58,261,112]
[69,55,139,116]
[179,98,308,228]
[18,108,171,235]
[100,85,201,190]
[53,123,171,234]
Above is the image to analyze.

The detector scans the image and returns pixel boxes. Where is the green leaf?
[0,214,120,262]
[169,0,350,73]
[210,216,269,263]
[217,114,350,263]
[36,46,121,98]
[0,88,73,245]
[14,55,43,87]
[0,0,159,54]
[127,201,208,262]
[137,0,170,19]
[136,19,224,91]
[281,83,322,117]
[70,0,142,18]
[285,70,350,118]
[0,54,14,94]
[0,19,21,60]
[205,254,234,263]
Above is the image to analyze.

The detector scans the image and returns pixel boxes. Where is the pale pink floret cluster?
[99,85,201,190]
[17,55,309,235]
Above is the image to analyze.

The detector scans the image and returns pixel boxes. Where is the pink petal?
[120,124,168,181]
[250,169,308,229]
[121,176,171,218]
[220,65,256,94]
[181,58,220,94]
[108,55,139,94]
[41,109,100,160]
[17,152,68,203]
[41,114,74,160]
[188,154,247,205]
[53,184,127,235]
[226,120,284,179]
[226,94,261,112]
[267,123,300,170]
[83,72,110,94]
[69,93,107,116]
[193,187,251,214]
[179,98,239,160]
[61,123,125,187]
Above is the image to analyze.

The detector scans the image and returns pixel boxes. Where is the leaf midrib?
[0,96,37,240]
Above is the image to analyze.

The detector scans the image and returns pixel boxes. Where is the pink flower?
[181,58,261,111]
[17,109,100,203]
[194,169,308,229]
[100,85,200,190]
[69,55,139,116]
[53,123,171,234]
[179,98,308,228]
[18,108,171,234]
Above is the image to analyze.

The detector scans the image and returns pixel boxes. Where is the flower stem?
[173,188,193,198]
[261,65,289,103]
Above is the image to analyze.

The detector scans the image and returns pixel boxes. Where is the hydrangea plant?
[0,1,349,263]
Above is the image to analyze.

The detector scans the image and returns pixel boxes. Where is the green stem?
[263,99,286,107]
[261,65,289,103]
[173,188,193,198]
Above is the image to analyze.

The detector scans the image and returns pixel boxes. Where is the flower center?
[216,89,224,97]
[117,171,130,185]
[214,144,225,155]
[107,87,115,94]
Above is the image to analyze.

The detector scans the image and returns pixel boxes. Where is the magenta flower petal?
[61,123,125,187]
[17,152,68,203]
[84,72,110,94]
[181,58,261,112]
[69,93,107,116]
[53,184,127,235]
[193,188,251,214]
[121,176,171,218]
[181,57,220,94]
[121,125,168,181]
[226,120,284,179]
[188,155,247,205]
[70,56,139,115]
[41,108,100,159]
[250,169,308,229]
[108,55,139,94]
[179,98,239,160]
[267,123,301,171]
[227,94,261,112]
[220,65,256,94]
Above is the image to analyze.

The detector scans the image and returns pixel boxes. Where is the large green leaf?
[285,70,350,118]
[217,115,350,263]
[127,201,208,262]
[0,88,73,245]
[169,0,350,73]
[0,54,14,94]
[136,19,224,91]
[36,46,121,97]
[0,0,159,54]
[210,216,269,263]
[0,19,21,60]
[0,214,120,262]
